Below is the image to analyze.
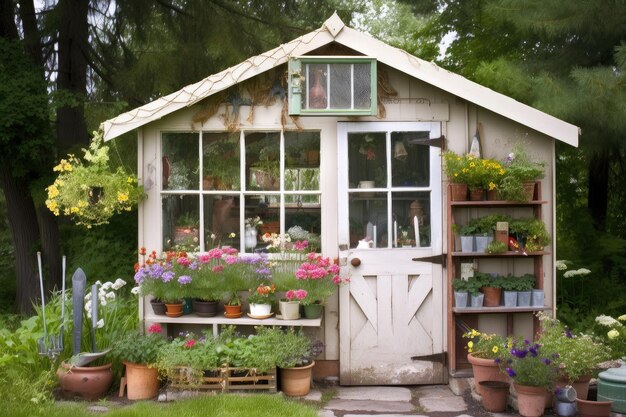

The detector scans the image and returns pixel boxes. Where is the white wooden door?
[337,122,446,385]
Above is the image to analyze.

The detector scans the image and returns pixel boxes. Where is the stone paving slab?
[303,389,322,401]
[344,414,428,417]
[318,409,336,417]
[324,399,415,413]
[334,386,412,402]
[415,385,468,412]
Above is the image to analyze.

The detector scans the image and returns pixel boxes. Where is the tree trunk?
[37,207,62,293]
[587,150,609,232]
[56,0,89,151]
[0,166,41,315]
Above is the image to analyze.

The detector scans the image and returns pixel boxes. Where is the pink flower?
[333,275,342,284]
[177,257,191,267]
[147,324,162,334]
[225,255,238,264]
[294,240,308,251]
[212,265,224,273]
[295,289,307,299]
[328,264,340,274]
[198,254,211,264]
[207,248,223,259]
[223,247,239,256]
[285,290,296,300]
[184,339,196,348]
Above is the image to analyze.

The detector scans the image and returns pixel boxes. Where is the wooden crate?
[170,366,276,393]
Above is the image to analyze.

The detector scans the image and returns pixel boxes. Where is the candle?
[414,216,420,248]
[394,220,398,247]
[373,225,377,248]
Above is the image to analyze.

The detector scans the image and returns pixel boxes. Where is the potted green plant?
[203,138,239,190]
[275,329,321,397]
[499,339,559,417]
[499,144,545,201]
[453,279,469,308]
[538,313,610,400]
[295,254,348,319]
[486,240,508,254]
[112,324,167,400]
[455,223,477,252]
[46,130,144,228]
[463,155,506,200]
[482,274,505,307]
[467,274,489,307]
[509,218,550,253]
[443,150,470,200]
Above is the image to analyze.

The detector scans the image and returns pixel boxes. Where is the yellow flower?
[608,329,620,339]
[229,232,236,238]
[471,329,480,337]
[618,315,626,321]
[492,346,498,353]
[70,207,79,213]
[469,162,476,168]
[46,200,58,211]
[117,192,129,203]
[127,176,134,183]
[499,169,505,175]
[47,185,59,198]
[467,341,474,349]
[488,182,496,191]
[78,200,87,208]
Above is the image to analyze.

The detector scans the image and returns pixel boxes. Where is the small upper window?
[288,57,377,116]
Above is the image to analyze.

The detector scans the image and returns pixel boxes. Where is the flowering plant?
[284,289,308,302]
[463,328,511,361]
[498,144,545,200]
[261,232,291,252]
[442,150,470,184]
[247,283,276,304]
[112,324,167,366]
[538,312,610,383]
[591,313,626,360]
[442,150,505,190]
[245,216,263,229]
[46,130,143,228]
[187,247,243,301]
[294,253,349,305]
[499,339,559,389]
[133,249,193,303]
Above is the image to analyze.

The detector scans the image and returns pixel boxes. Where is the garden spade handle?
[72,268,86,356]
[37,252,47,340]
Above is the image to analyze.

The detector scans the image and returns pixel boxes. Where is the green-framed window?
[288,56,377,116]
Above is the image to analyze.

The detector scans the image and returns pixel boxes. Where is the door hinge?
[411,352,447,365]
[411,253,447,267]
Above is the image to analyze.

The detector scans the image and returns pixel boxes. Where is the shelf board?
[452,306,549,314]
[145,312,322,327]
[450,200,547,207]
[451,251,549,257]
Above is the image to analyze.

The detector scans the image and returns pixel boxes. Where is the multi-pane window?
[161,131,321,252]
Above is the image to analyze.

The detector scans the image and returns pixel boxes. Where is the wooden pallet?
[170,366,277,393]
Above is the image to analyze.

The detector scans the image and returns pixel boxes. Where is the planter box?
[170,366,276,393]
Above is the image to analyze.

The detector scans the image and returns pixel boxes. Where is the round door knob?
[351,258,361,267]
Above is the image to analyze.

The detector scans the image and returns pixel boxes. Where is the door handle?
[411,253,447,267]
[350,258,361,267]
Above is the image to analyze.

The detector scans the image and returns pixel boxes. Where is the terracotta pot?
[165,302,184,317]
[124,362,159,400]
[487,189,501,201]
[479,381,510,412]
[469,187,485,201]
[224,304,242,317]
[57,362,113,401]
[481,286,502,307]
[279,361,315,396]
[558,374,592,400]
[468,353,509,395]
[576,398,613,417]
[522,181,536,201]
[192,299,219,317]
[449,183,468,201]
[515,383,548,417]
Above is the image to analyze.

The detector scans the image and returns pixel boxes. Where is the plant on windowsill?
[46,129,144,228]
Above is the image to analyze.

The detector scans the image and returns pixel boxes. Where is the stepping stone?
[416,385,468,412]
[324,399,415,413]
[334,386,412,402]
[318,410,335,417]
[303,390,322,401]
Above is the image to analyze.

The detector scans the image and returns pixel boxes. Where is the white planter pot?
[460,236,474,252]
[531,289,544,307]
[249,303,272,316]
[454,291,469,308]
[470,293,484,308]
[503,291,518,307]
[279,300,300,320]
[475,235,494,253]
[517,291,532,307]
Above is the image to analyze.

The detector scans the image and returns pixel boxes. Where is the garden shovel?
[36,251,63,360]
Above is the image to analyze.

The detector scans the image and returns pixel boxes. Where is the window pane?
[285,131,320,191]
[348,192,387,248]
[392,192,431,247]
[329,63,351,109]
[391,131,430,187]
[285,196,321,252]
[204,195,239,250]
[246,132,280,191]
[245,194,280,241]
[348,132,387,188]
[303,63,327,110]
[353,63,372,109]
[162,133,198,190]
[202,132,240,190]
[162,194,199,251]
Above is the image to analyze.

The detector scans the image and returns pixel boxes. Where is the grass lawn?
[1,394,320,417]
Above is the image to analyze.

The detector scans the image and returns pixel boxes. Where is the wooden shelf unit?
[446,181,548,374]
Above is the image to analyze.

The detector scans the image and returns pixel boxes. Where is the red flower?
[184,339,196,348]
[147,324,162,334]
[139,247,146,256]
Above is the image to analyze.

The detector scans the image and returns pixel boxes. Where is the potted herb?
[455,223,477,252]
[247,283,276,317]
[46,130,144,228]
[453,279,469,308]
[499,144,545,201]
[467,274,489,307]
[486,240,508,254]
[112,324,166,400]
[481,274,505,307]
[275,329,322,397]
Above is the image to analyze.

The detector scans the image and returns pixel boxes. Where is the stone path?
[307,385,520,417]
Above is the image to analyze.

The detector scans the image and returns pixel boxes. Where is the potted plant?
[462,328,511,396]
[279,289,307,320]
[453,279,469,308]
[247,283,276,317]
[481,273,505,307]
[203,138,239,190]
[499,144,545,201]
[46,129,144,228]
[499,339,559,417]
[112,324,167,400]
[509,218,550,253]
[467,274,489,307]
[443,150,470,200]
[463,155,506,200]
[538,313,610,400]
[275,329,322,397]
[294,253,348,319]
[455,223,477,252]
[486,240,508,254]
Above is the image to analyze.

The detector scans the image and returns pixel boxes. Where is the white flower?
[95,280,102,287]
[96,319,104,329]
[596,314,622,327]
[105,291,115,300]
[101,281,113,290]
[84,292,92,300]
[84,300,91,312]
[99,298,107,306]
[130,286,140,295]
[112,278,126,290]
[618,314,626,321]
[608,329,620,339]
[555,260,569,271]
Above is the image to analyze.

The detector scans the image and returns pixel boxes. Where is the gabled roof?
[102,13,579,147]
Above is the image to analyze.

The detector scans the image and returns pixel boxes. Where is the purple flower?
[529,347,538,357]
[149,264,164,278]
[188,262,198,270]
[134,269,147,284]
[565,328,573,338]
[162,271,175,282]
[506,367,517,377]
[256,267,271,276]
[542,358,551,365]
[178,275,192,285]
[511,348,528,358]
[494,358,501,364]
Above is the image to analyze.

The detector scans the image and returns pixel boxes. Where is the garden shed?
[102,13,579,386]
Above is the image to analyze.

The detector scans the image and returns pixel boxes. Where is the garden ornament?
[36,251,64,360]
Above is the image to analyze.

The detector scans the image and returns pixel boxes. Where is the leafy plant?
[590,313,626,360]
[462,328,512,361]
[466,274,489,295]
[452,279,469,292]
[500,274,536,291]
[498,144,545,201]
[509,218,550,252]
[112,324,167,365]
[486,240,508,254]
[500,339,559,389]
[294,253,348,305]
